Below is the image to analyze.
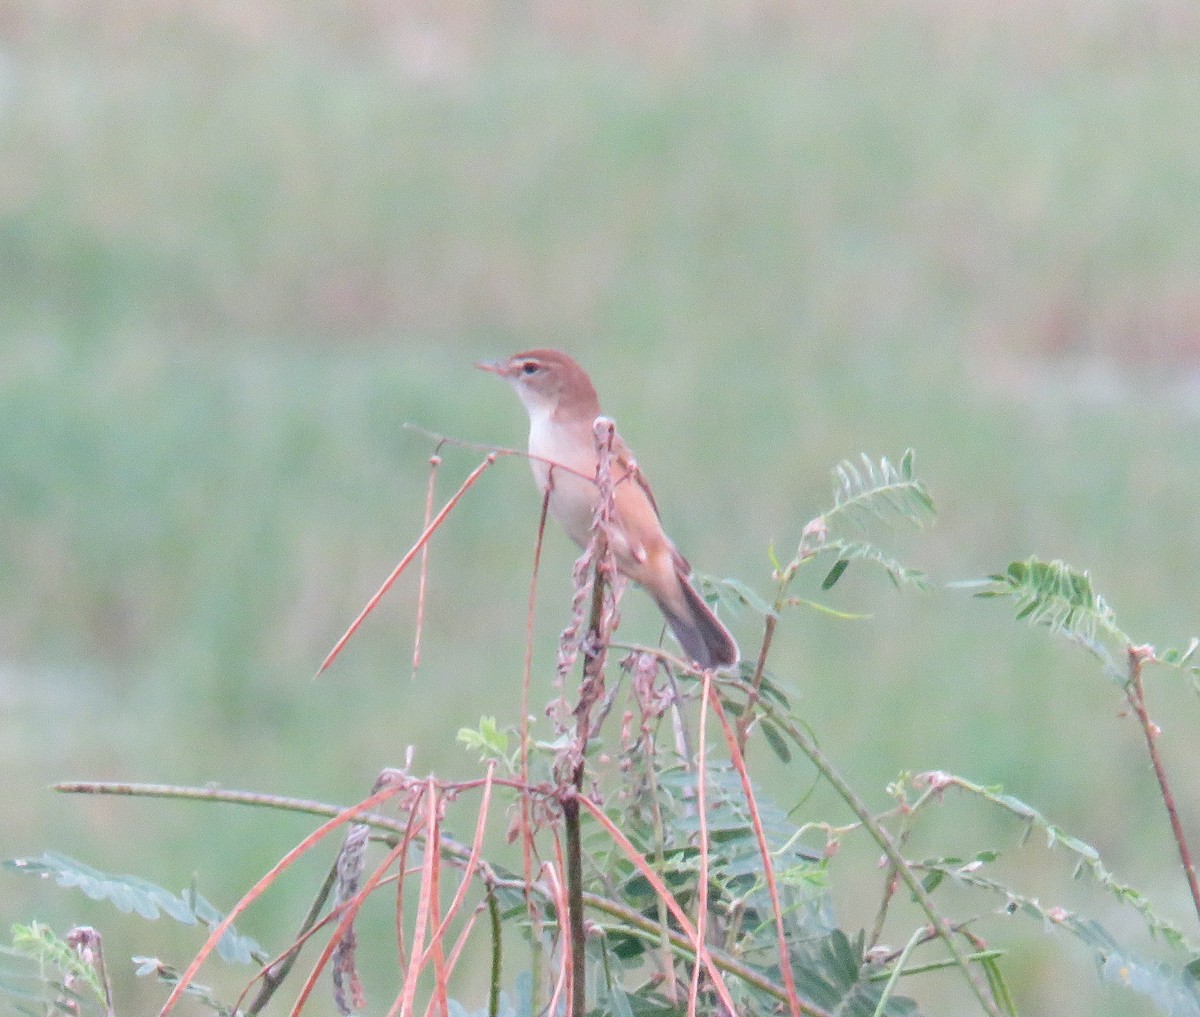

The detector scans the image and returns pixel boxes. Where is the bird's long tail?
[656,573,739,670]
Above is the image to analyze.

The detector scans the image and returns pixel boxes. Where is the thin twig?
[638,685,679,1003]
[54,782,411,834]
[545,833,573,1017]
[394,780,441,1017]
[868,783,940,951]
[736,612,778,752]
[520,485,551,911]
[318,452,501,675]
[401,423,595,484]
[736,518,827,752]
[245,861,339,1014]
[1125,644,1200,925]
[156,783,410,1017]
[411,447,444,676]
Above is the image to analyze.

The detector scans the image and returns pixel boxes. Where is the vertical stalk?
[1125,645,1200,924]
[562,418,619,1017]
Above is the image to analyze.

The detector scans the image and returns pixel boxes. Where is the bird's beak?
[474,359,505,376]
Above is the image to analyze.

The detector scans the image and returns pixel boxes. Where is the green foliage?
[3,853,264,966]
[819,541,931,593]
[3,923,105,1016]
[795,451,935,596]
[708,576,779,620]
[904,772,1198,996]
[129,957,238,1016]
[1158,639,1200,671]
[789,930,919,1017]
[969,558,1128,676]
[826,451,936,534]
[963,556,1200,1015]
[458,716,514,768]
[967,555,1200,695]
[581,754,917,1017]
[6,449,1200,1017]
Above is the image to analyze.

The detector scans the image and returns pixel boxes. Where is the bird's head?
[476,349,600,420]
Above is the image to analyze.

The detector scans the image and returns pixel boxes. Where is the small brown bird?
[478,349,739,670]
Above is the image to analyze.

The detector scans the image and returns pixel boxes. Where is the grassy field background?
[3,2,1200,1013]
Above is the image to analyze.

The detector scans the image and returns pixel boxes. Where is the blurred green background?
[3,1,1200,1014]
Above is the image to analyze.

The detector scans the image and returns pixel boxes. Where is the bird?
[477,349,739,670]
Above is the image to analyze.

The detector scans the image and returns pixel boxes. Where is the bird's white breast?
[525,406,600,548]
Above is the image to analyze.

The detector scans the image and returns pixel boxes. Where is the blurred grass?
[2,2,1200,1013]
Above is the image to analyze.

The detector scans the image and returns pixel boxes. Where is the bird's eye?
[521,361,540,375]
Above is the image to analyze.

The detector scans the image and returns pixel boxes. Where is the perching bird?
[477,349,738,670]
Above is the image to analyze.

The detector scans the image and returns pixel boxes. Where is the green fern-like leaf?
[826,451,935,533]
[918,860,1200,1017]
[1075,921,1200,1017]
[709,575,779,620]
[977,558,1122,639]
[3,853,264,965]
[131,957,239,1016]
[909,772,1196,954]
[821,540,932,592]
[973,557,1127,673]
[1157,638,1200,686]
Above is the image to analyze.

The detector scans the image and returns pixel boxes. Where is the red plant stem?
[547,833,573,1017]
[417,771,497,1017]
[430,763,495,947]
[393,803,422,975]
[1125,646,1200,925]
[440,907,484,992]
[395,779,441,1017]
[426,784,449,1017]
[411,451,442,675]
[709,687,804,1017]
[288,809,425,1017]
[576,794,740,1017]
[736,611,778,753]
[521,490,551,912]
[318,452,501,675]
[157,782,409,1016]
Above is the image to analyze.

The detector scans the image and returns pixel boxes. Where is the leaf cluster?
[5,451,1200,1017]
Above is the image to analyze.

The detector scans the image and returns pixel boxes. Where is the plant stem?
[1125,645,1200,926]
[736,611,778,753]
[486,882,502,1017]
[247,861,339,1014]
[560,420,620,1017]
[563,791,587,1017]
